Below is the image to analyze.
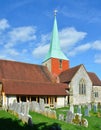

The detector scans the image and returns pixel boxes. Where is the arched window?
[79,79,86,95]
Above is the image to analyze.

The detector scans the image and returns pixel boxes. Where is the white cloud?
[68,43,91,56]
[6,48,19,56]
[92,40,101,50]
[5,26,36,48]
[22,49,28,53]
[0,47,19,61]
[94,54,101,63]
[68,40,101,57]
[32,44,49,58]
[32,27,87,58]
[0,18,37,60]
[0,19,10,31]
[32,33,50,58]
[40,34,50,45]
[59,27,87,49]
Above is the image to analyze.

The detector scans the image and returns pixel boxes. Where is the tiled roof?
[0,59,52,82]
[59,64,82,83]
[2,79,68,96]
[59,63,101,86]
[88,72,101,86]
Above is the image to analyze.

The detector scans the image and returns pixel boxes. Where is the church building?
[0,13,101,108]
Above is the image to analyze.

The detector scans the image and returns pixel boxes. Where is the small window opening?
[59,59,62,69]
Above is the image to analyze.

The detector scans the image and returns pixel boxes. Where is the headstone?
[58,114,64,121]
[44,108,50,117]
[70,105,74,113]
[66,110,75,123]
[50,110,57,119]
[13,102,17,112]
[39,98,45,112]
[17,103,21,114]
[47,109,52,118]
[24,102,29,116]
[93,103,97,113]
[88,104,91,111]
[84,107,90,117]
[35,102,40,113]
[21,102,25,114]
[77,105,81,114]
[47,109,57,119]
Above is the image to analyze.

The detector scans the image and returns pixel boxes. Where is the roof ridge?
[59,64,83,83]
[0,59,43,67]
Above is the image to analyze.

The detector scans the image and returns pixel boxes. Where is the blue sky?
[0,0,101,79]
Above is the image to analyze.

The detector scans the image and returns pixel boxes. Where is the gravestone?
[39,98,45,112]
[50,110,57,119]
[25,102,29,116]
[88,104,91,111]
[47,109,51,118]
[33,102,40,113]
[58,114,64,121]
[47,109,57,119]
[70,105,74,113]
[77,105,81,114]
[84,107,90,117]
[66,110,75,123]
[93,103,98,113]
[17,103,21,114]
[44,108,50,117]
[21,102,25,114]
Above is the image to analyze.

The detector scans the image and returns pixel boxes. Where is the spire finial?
[54,9,58,16]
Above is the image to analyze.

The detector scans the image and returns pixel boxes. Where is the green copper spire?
[44,10,68,62]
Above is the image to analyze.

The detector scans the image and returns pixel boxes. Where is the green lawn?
[0,107,101,130]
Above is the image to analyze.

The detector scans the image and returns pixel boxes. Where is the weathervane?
[54,9,58,16]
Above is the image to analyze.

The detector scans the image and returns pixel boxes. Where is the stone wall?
[70,65,92,105]
[93,86,101,103]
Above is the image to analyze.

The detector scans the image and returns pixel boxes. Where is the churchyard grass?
[0,106,101,130]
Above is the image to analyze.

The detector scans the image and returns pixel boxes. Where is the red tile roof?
[88,72,101,86]
[0,59,52,82]
[2,79,68,96]
[0,60,68,96]
[59,64,101,86]
[59,64,82,83]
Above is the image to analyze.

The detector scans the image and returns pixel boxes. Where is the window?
[95,92,98,97]
[59,59,62,69]
[79,79,86,95]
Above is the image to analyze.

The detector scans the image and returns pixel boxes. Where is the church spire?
[43,11,69,76]
[44,10,68,62]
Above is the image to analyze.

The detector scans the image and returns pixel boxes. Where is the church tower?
[43,11,69,76]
